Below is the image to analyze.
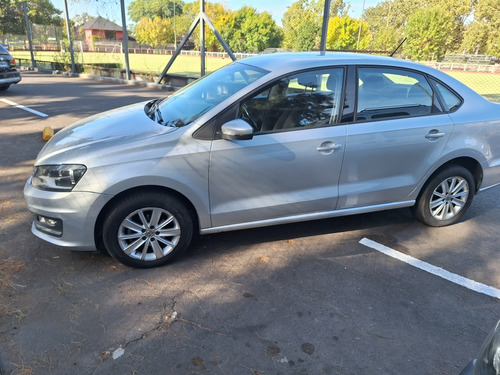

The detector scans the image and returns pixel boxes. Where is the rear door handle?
[425,130,445,140]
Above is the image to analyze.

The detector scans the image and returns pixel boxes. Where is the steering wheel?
[239,103,259,131]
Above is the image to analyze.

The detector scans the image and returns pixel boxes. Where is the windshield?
[148,62,269,127]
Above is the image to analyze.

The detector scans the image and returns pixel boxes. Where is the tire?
[102,191,193,268]
[414,165,475,227]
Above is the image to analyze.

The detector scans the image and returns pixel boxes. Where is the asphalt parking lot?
[0,71,499,375]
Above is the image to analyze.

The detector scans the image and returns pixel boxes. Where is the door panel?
[209,68,347,227]
[337,66,455,210]
[338,114,454,209]
[209,126,346,227]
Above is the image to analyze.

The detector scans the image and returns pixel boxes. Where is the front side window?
[356,67,439,122]
[238,68,345,133]
[154,62,269,127]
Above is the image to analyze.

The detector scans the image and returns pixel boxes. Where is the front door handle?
[317,142,342,154]
[425,130,445,140]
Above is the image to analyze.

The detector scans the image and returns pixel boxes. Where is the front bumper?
[0,69,21,85]
[23,178,111,251]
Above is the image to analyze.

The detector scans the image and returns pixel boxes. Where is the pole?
[356,0,366,50]
[319,0,332,53]
[200,0,206,76]
[22,1,36,68]
[120,0,131,80]
[173,0,177,50]
[63,0,76,73]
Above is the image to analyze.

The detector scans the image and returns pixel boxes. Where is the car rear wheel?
[414,165,475,227]
[103,192,193,268]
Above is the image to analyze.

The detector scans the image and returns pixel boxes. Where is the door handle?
[316,143,342,153]
[425,130,445,140]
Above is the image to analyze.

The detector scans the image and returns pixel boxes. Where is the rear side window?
[356,67,440,122]
[433,81,462,112]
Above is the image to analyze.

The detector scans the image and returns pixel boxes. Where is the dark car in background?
[461,319,500,375]
[0,45,21,90]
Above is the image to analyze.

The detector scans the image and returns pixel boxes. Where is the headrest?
[298,74,318,89]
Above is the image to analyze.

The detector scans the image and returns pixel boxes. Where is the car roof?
[240,52,420,72]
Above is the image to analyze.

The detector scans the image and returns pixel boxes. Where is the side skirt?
[200,200,415,234]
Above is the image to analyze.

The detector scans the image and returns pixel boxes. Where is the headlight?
[31,164,87,192]
[474,320,500,375]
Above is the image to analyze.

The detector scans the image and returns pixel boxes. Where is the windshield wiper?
[145,98,164,125]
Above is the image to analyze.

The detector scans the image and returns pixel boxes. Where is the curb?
[20,67,181,91]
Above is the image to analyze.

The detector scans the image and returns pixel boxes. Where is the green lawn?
[12,50,232,77]
[447,71,500,102]
[12,50,500,102]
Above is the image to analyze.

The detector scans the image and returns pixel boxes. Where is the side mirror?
[221,119,254,141]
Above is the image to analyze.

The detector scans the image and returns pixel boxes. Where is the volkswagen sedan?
[24,52,500,268]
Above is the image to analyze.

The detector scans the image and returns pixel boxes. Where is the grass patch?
[447,71,500,102]
[12,50,231,78]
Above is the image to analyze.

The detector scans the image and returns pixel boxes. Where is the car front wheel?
[414,165,475,227]
[103,192,193,268]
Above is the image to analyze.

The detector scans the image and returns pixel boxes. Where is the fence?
[425,62,500,74]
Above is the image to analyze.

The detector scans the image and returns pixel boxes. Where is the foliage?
[404,7,454,60]
[169,2,282,53]
[326,15,370,50]
[222,6,283,52]
[363,0,421,52]
[461,0,500,55]
[282,0,321,51]
[128,0,184,24]
[71,13,92,40]
[134,17,175,47]
[176,2,232,51]
[282,0,347,51]
[0,0,62,35]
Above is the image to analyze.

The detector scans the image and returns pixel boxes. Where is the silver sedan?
[24,52,500,268]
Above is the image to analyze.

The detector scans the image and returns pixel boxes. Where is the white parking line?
[1,98,49,117]
[360,237,500,300]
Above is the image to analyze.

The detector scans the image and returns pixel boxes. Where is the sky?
[52,0,371,28]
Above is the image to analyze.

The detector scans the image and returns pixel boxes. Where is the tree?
[363,0,421,51]
[0,0,62,36]
[364,0,475,55]
[175,1,232,51]
[326,15,370,50]
[282,0,321,51]
[461,0,500,55]
[282,0,346,51]
[128,0,184,24]
[222,6,283,52]
[134,17,175,47]
[404,6,454,60]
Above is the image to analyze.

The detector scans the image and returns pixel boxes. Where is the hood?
[37,101,177,162]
